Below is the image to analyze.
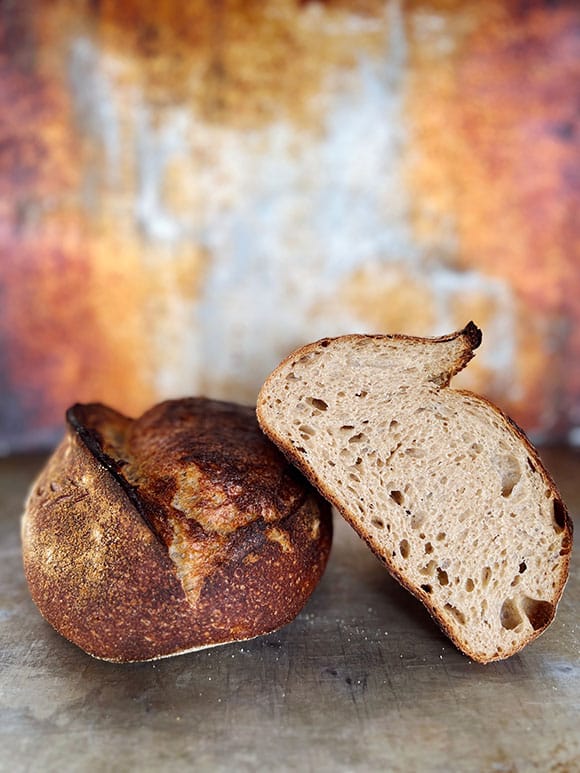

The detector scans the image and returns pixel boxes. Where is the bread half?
[22,399,332,662]
[257,323,572,663]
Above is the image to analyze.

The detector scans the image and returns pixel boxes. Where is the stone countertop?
[1,450,578,773]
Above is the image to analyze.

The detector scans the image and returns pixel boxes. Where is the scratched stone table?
[1,450,579,773]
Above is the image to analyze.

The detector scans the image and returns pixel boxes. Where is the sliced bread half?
[257,323,573,663]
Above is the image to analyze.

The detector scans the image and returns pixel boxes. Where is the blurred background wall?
[1,0,579,453]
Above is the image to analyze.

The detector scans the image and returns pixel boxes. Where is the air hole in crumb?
[405,447,426,458]
[425,542,433,554]
[500,599,523,630]
[521,597,554,631]
[399,540,410,559]
[296,446,306,454]
[437,568,449,586]
[501,455,521,497]
[298,424,315,438]
[444,604,466,625]
[320,339,330,348]
[306,397,328,411]
[390,490,404,506]
[340,425,355,431]
[327,460,336,467]
[420,560,437,577]
[527,457,536,473]
[349,433,364,444]
[436,532,446,541]
[411,514,425,531]
[519,561,527,573]
[465,578,475,592]
[511,576,521,587]
[286,372,299,381]
[371,517,385,529]
[389,419,399,432]
[421,584,432,594]
[482,567,492,588]
[552,499,566,533]
[337,391,345,398]
[355,390,368,398]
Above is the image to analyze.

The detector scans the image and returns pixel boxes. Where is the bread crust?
[22,399,332,662]
[257,324,573,663]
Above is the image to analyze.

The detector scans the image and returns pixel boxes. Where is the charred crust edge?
[461,320,483,351]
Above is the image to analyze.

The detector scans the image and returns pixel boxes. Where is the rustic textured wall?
[1,0,579,452]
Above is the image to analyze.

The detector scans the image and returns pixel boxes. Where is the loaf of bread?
[21,398,332,662]
[257,323,573,663]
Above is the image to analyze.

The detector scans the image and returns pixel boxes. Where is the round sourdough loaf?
[21,399,332,662]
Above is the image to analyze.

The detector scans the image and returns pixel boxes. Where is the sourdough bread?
[257,323,572,663]
[22,398,332,662]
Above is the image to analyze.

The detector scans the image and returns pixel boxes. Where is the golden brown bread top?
[22,398,332,662]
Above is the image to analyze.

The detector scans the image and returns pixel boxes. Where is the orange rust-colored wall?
[404,0,580,433]
[1,0,579,452]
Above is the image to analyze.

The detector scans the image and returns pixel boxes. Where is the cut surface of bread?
[22,398,332,662]
[257,323,573,663]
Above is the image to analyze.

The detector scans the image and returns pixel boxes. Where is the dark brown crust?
[257,325,572,664]
[21,399,332,662]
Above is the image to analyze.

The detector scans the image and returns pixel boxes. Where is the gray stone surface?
[1,450,578,772]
